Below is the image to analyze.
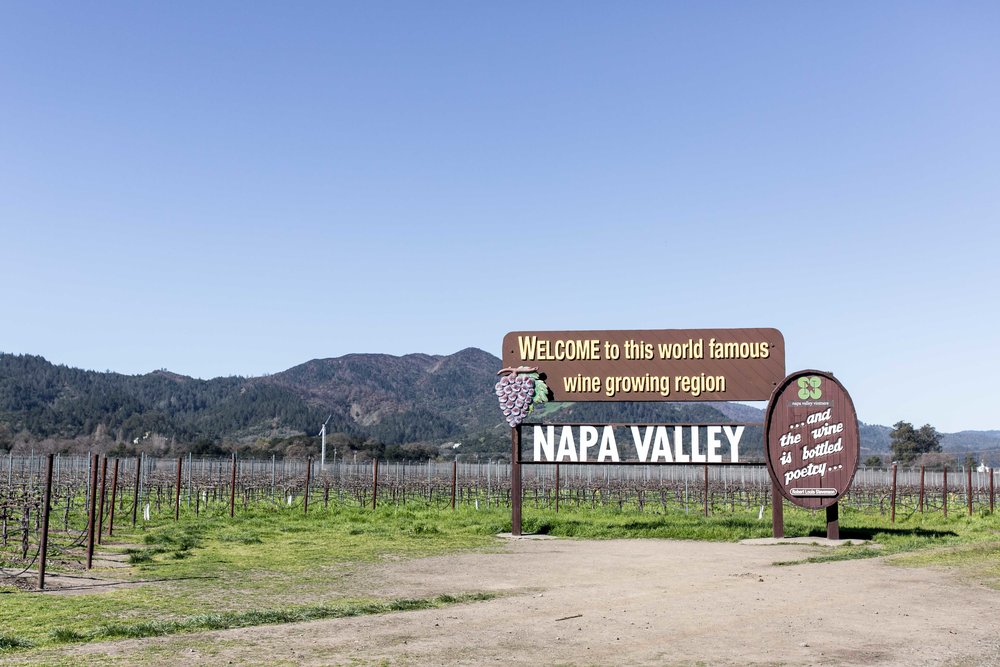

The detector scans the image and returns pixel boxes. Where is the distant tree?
[189,437,226,457]
[890,421,942,466]
[916,424,942,453]
[864,455,884,467]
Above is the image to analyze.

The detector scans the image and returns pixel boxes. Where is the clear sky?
[2,3,998,432]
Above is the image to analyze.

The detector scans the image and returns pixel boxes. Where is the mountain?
[3,350,997,462]
[262,347,500,441]
[0,353,322,450]
[0,349,499,455]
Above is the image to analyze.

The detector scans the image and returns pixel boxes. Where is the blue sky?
[2,3,998,432]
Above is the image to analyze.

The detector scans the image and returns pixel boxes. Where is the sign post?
[511,426,522,536]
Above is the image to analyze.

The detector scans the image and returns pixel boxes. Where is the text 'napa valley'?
[530,425,746,463]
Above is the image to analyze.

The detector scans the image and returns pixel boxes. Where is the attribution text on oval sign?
[502,328,785,402]
[764,370,860,509]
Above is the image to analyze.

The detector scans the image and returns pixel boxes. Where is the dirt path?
[7,537,1000,666]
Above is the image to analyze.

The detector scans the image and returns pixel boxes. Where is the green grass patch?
[125,548,162,564]
[0,503,503,651]
[0,634,35,650]
[891,541,1000,589]
[766,509,1000,565]
[45,593,495,644]
[47,629,86,643]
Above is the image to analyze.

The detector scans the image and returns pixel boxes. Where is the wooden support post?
[174,456,183,521]
[967,466,973,516]
[37,453,54,590]
[132,455,142,527]
[703,463,709,517]
[943,466,948,518]
[304,457,312,514]
[97,457,108,544]
[554,463,560,513]
[771,480,784,538]
[890,463,897,524]
[451,459,457,510]
[108,458,119,536]
[826,502,839,540]
[512,426,522,536]
[372,458,379,510]
[918,466,925,513]
[991,468,995,514]
[86,453,99,569]
[229,453,237,518]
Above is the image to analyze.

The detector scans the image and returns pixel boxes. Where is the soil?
[6,536,1000,666]
[4,546,139,595]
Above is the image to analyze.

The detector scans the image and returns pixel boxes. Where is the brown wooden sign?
[502,328,785,402]
[764,370,860,509]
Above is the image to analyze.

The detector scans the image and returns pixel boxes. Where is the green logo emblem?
[797,376,822,400]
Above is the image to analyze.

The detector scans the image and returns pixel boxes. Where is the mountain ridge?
[1,350,998,462]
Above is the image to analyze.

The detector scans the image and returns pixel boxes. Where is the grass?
[0,635,35,650]
[892,541,1000,589]
[47,592,494,643]
[0,503,504,652]
[2,498,999,655]
[767,507,1000,565]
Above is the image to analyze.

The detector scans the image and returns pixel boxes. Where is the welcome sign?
[500,327,788,537]
[502,328,785,402]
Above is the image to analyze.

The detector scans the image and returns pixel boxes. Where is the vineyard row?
[2,453,996,589]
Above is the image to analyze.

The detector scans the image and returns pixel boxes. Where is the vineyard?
[1,452,997,590]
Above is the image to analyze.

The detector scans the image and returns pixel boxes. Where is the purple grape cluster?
[495,373,536,428]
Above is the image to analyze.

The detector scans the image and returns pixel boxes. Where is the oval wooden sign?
[764,370,860,509]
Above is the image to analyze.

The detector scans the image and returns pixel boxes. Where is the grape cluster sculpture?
[495,366,549,428]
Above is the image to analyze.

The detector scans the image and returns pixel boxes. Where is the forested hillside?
[3,350,996,461]
[0,349,516,457]
[0,353,328,451]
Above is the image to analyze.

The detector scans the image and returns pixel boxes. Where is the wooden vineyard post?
[97,457,108,545]
[108,458,119,537]
[229,453,237,518]
[451,459,457,510]
[554,463,560,513]
[304,457,312,515]
[990,468,993,514]
[890,463,897,524]
[943,466,948,518]
[174,456,183,521]
[703,463,709,517]
[918,466,925,513]
[372,458,379,510]
[967,466,973,516]
[132,455,142,527]
[86,453,99,569]
[511,426,522,536]
[37,453,54,590]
